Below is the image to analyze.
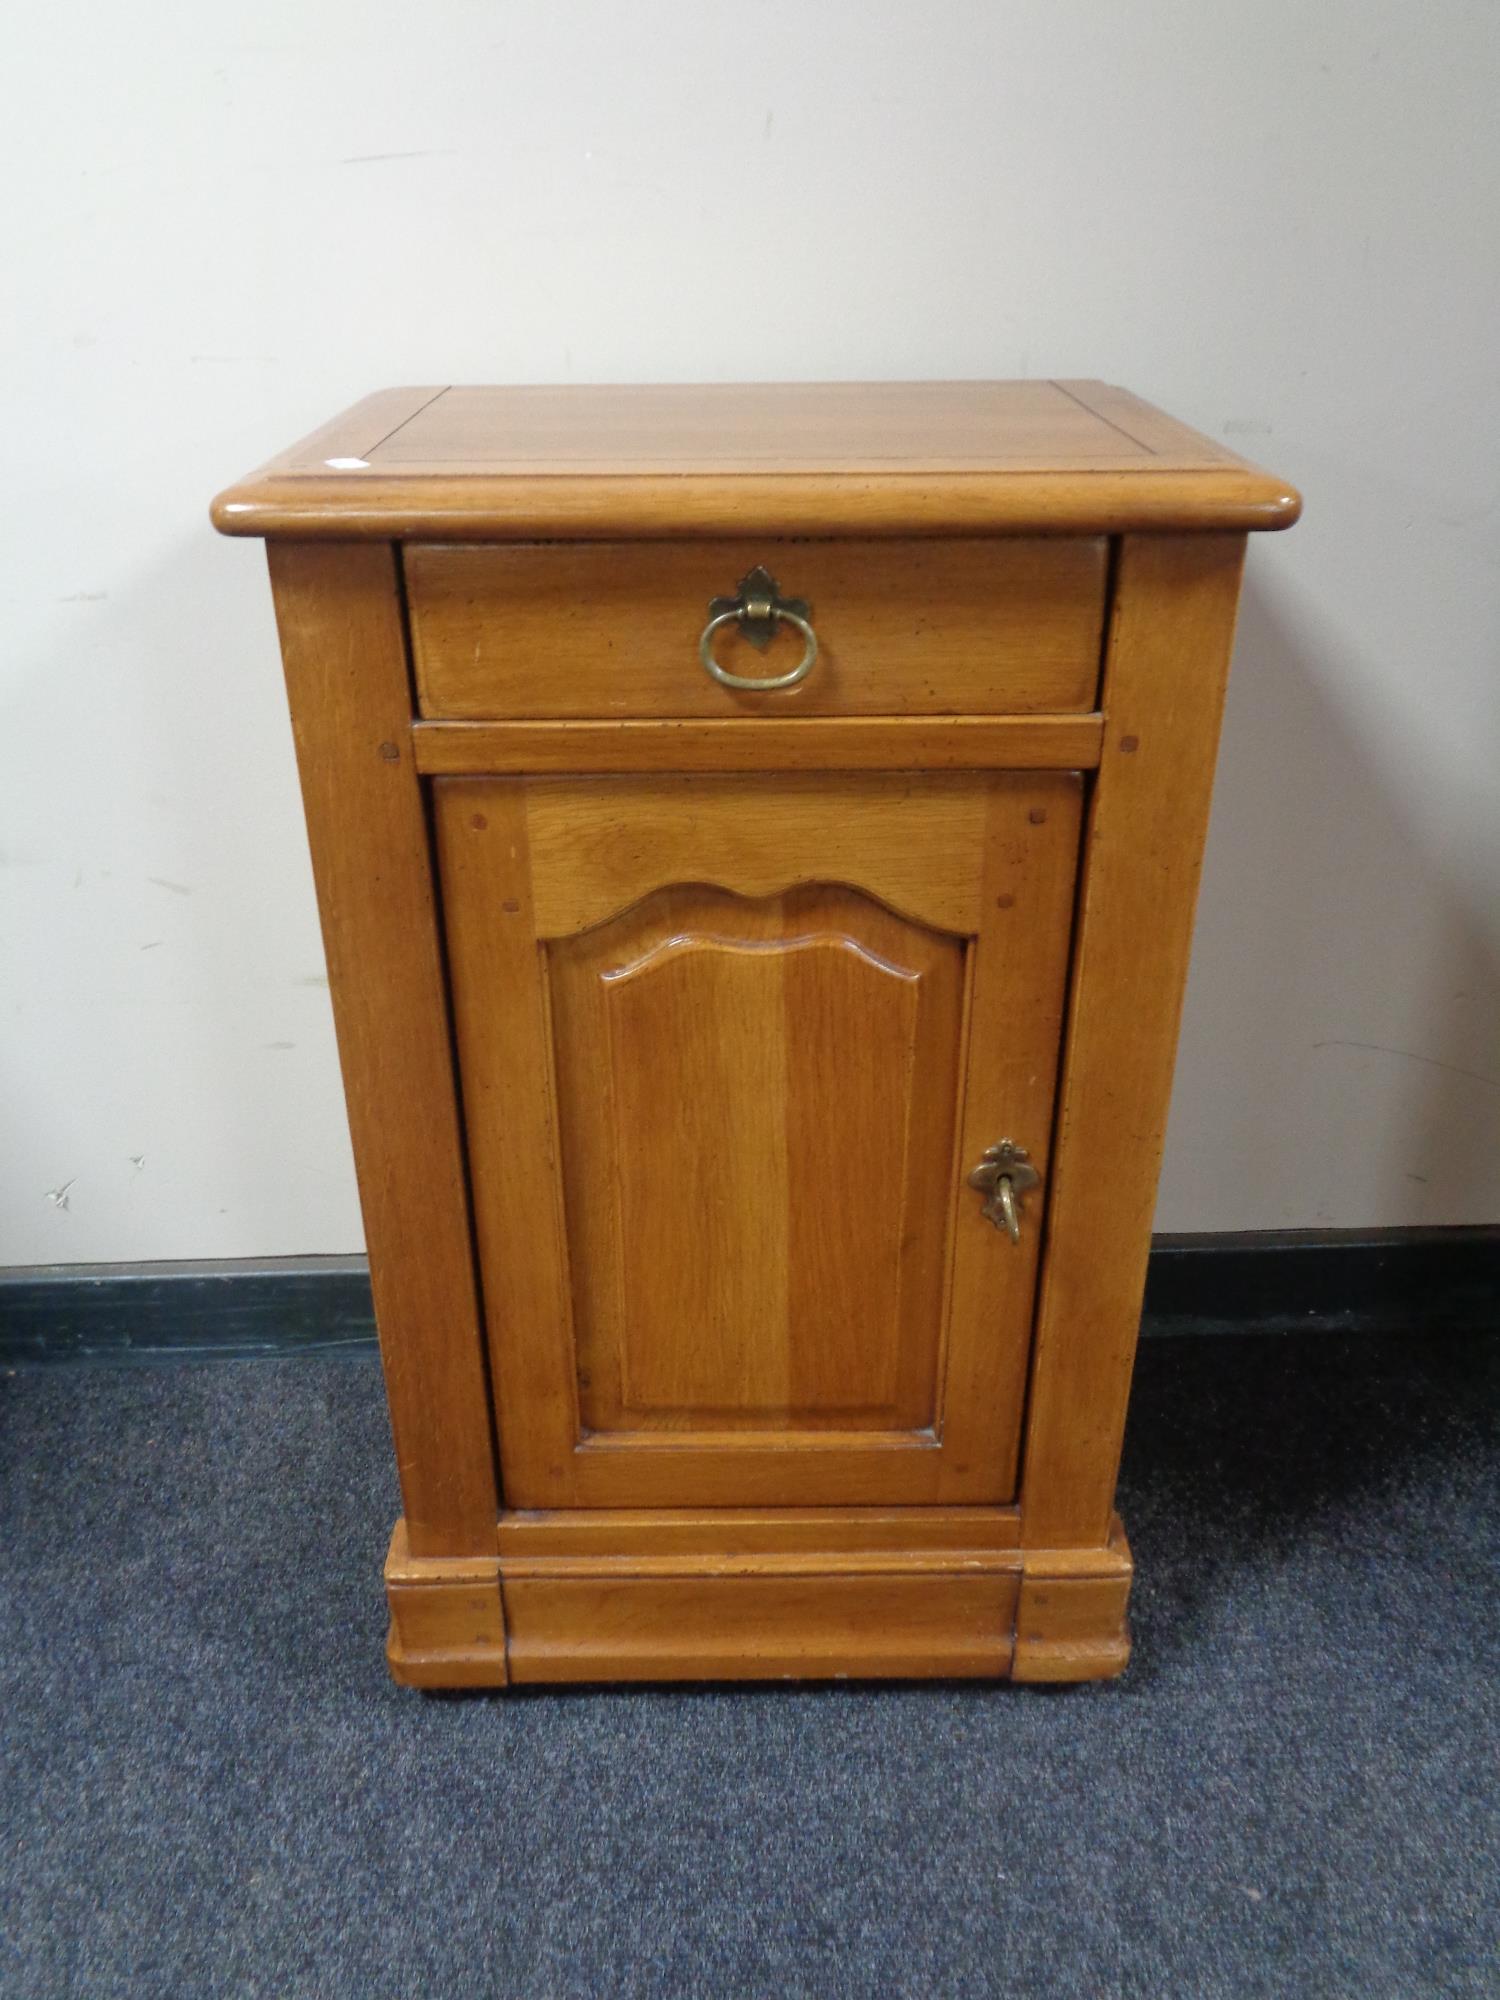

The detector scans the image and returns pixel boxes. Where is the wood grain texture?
[1019,536,1249,1551]
[211,381,1301,540]
[411,714,1105,775]
[384,1507,1132,1684]
[236,387,446,482]
[1057,381,1242,460]
[430,779,581,1505]
[521,772,994,937]
[937,775,1084,1500]
[406,538,1104,718]
[435,772,1082,1511]
[384,1519,507,1688]
[379,381,1168,470]
[494,1506,1022,1558]
[1011,1520,1133,1682]
[501,1572,1018,1683]
[229,382,1288,1688]
[548,885,964,1434]
[265,544,498,1556]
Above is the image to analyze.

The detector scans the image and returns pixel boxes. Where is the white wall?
[4,0,1498,1265]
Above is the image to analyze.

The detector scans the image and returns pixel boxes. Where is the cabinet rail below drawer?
[410,713,1105,775]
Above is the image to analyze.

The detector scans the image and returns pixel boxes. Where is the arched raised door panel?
[549,883,964,1436]
[435,771,1084,1511]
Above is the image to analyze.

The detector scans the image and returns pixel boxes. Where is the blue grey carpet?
[0,1330,1495,1998]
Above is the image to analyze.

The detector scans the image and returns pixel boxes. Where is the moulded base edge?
[383,1512,1131,1688]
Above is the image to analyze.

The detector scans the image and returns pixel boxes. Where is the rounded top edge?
[208,466,1303,541]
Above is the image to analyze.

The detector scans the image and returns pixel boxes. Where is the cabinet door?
[435,771,1081,1509]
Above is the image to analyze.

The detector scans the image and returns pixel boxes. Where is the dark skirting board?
[0,1229,1495,1366]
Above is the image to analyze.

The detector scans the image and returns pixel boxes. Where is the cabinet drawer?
[407,538,1105,720]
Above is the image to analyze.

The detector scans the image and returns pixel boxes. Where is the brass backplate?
[707,565,811,652]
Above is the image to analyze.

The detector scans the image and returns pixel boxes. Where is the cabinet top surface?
[212,380,1300,540]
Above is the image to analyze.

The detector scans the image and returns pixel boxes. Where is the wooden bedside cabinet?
[213,381,1298,1687]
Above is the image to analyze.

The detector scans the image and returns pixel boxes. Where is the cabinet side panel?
[1021,535,1247,1549]
[266,542,498,1553]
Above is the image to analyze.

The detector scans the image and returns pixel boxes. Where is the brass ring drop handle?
[699,607,818,690]
[699,564,819,692]
[994,1177,1021,1243]
[968,1141,1040,1243]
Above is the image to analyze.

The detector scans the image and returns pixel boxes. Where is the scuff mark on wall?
[338,150,456,166]
[1312,1039,1500,1091]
